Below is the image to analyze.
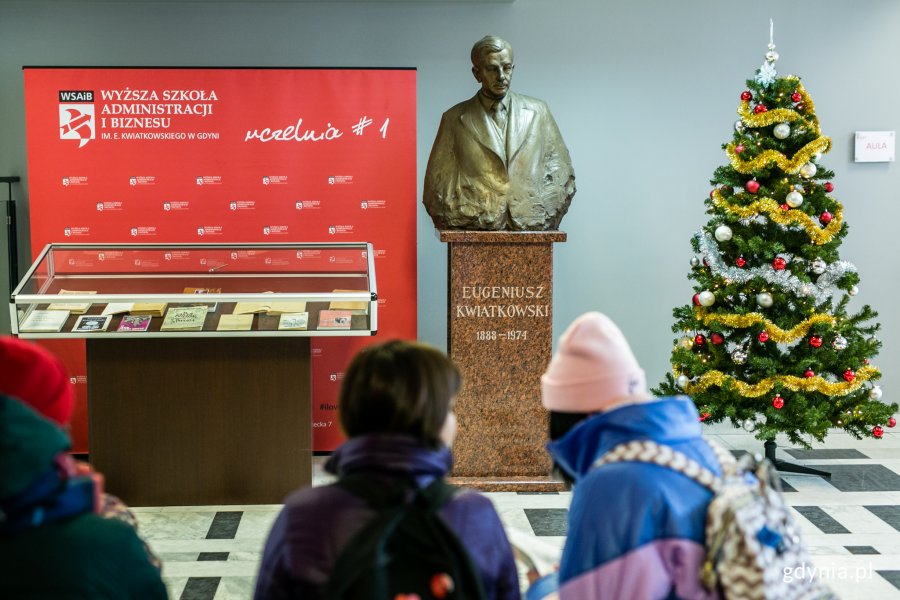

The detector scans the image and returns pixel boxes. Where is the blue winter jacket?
[543,396,723,600]
[254,433,521,600]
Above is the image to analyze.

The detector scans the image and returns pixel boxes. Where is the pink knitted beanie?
[541,312,651,413]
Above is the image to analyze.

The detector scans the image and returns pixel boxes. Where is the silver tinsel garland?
[696,231,856,305]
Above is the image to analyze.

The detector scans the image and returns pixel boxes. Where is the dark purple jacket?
[254,434,521,600]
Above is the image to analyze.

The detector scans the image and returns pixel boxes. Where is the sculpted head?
[471,36,515,101]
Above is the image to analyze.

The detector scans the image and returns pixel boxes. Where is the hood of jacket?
[547,395,703,481]
[0,394,70,501]
[325,433,453,487]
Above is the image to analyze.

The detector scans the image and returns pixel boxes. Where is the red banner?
[24,67,418,451]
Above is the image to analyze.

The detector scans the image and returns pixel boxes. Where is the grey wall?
[2,0,899,403]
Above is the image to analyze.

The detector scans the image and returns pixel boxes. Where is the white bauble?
[677,375,690,390]
[849,285,859,296]
[786,190,804,208]
[690,256,701,268]
[735,120,745,133]
[756,292,774,308]
[811,257,827,275]
[870,386,883,400]
[698,291,716,307]
[773,123,791,139]
[714,225,733,242]
[800,162,818,178]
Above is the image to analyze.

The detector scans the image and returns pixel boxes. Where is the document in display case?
[10,242,378,338]
[10,243,378,505]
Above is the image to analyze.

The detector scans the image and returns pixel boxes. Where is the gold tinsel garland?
[679,365,879,398]
[725,136,832,175]
[695,309,835,342]
[736,81,820,135]
[710,190,843,245]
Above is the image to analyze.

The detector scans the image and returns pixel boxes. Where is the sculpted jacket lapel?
[506,93,535,163]
[459,94,507,165]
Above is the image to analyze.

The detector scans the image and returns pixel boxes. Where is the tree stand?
[764,439,831,478]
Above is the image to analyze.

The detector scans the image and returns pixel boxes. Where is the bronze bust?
[423,36,576,231]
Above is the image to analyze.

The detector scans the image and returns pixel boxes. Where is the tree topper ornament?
[755,20,778,87]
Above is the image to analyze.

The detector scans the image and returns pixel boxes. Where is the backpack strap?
[592,439,735,493]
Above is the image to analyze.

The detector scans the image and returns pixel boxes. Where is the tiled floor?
[134,425,900,599]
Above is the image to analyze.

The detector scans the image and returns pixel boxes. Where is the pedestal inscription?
[440,230,565,490]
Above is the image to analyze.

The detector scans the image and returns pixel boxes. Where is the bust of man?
[423,36,576,231]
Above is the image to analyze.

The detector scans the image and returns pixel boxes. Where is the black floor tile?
[198,552,229,561]
[180,577,220,600]
[865,505,900,532]
[784,449,869,460]
[816,465,900,492]
[206,511,243,540]
[793,506,850,534]
[779,479,798,492]
[877,571,900,591]
[845,546,879,555]
[524,508,568,537]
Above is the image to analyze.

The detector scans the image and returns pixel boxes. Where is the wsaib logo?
[58,90,95,148]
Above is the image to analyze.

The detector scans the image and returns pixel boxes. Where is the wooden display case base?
[87,337,311,506]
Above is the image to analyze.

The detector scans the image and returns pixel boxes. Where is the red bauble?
[741,90,753,101]
[711,333,725,345]
[773,257,787,270]
[824,182,834,193]
[694,334,707,346]
[702,257,709,267]
[709,188,716,198]
[758,331,770,343]
[809,335,823,348]
[843,369,856,383]
[873,426,884,439]
[754,104,768,114]
[791,92,802,103]
[735,144,746,154]
[736,256,747,267]
[795,102,805,111]
[699,412,712,422]
[746,180,760,194]
[804,368,815,378]
[888,417,897,428]
[692,294,701,306]
[780,203,790,211]
[772,395,785,409]
[820,211,833,224]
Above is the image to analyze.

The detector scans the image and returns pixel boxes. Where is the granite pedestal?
[440,230,566,492]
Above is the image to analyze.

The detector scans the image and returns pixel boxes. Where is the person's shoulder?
[282,481,360,515]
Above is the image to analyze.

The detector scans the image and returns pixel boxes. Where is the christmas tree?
[655,30,897,447]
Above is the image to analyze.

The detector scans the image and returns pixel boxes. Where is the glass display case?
[10,242,377,338]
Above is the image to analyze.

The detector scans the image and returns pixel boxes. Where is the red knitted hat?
[0,337,75,425]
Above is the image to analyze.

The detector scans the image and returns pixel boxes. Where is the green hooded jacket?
[0,394,168,599]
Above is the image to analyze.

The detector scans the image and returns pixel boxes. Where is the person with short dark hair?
[255,340,520,600]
